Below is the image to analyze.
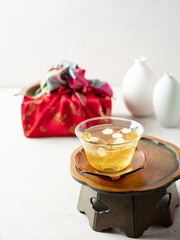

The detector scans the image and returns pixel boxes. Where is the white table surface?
[0,87,180,240]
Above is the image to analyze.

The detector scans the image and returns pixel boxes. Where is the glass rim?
[75,116,144,146]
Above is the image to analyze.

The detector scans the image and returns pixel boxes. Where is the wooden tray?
[70,135,180,195]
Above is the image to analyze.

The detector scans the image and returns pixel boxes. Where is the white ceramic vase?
[122,57,157,117]
[153,73,180,128]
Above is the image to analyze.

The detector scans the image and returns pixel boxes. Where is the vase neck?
[164,72,173,78]
[134,57,146,64]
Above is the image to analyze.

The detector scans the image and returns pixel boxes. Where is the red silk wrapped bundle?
[19,61,113,137]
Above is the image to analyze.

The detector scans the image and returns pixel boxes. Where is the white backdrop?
[0,0,180,87]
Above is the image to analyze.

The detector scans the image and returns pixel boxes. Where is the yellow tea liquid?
[81,124,138,172]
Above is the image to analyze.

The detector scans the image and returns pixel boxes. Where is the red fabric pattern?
[21,86,111,137]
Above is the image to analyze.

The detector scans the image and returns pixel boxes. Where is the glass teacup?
[75,117,144,173]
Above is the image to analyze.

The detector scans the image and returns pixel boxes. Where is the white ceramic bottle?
[153,73,180,128]
[122,57,157,117]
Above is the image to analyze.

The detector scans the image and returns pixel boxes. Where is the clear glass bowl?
[75,117,144,173]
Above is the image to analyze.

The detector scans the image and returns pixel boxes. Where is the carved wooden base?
[77,183,179,238]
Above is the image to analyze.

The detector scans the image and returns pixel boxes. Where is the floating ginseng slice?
[102,128,114,135]
[112,132,123,138]
[121,128,131,134]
